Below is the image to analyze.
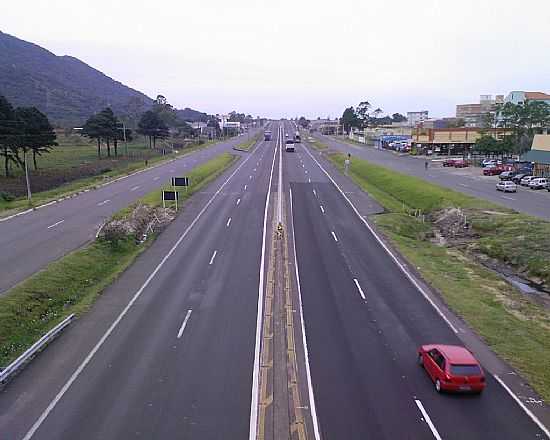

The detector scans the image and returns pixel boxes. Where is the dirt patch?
[430,207,479,244]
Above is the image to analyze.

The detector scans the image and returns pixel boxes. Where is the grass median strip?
[323,148,550,400]
[0,152,238,368]
[233,132,262,152]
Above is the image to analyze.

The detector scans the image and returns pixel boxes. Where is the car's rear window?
[450,364,481,376]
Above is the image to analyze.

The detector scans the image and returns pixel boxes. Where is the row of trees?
[341,101,406,133]
[0,95,57,177]
[81,108,133,158]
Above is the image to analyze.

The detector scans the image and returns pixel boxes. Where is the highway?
[312,133,550,219]
[0,131,257,294]
[0,121,549,439]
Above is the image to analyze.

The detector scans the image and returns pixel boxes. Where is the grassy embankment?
[233,132,262,152]
[0,134,221,216]
[0,153,238,367]
[323,148,550,400]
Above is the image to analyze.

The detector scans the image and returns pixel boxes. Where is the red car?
[453,160,469,168]
[418,344,486,394]
[442,159,456,167]
[483,165,505,176]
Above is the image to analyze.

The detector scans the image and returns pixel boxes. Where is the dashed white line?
[312,189,317,197]
[47,220,65,229]
[459,183,469,187]
[244,184,248,191]
[209,250,218,265]
[226,217,232,227]
[130,185,140,191]
[502,196,516,200]
[320,205,325,214]
[331,231,338,242]
[97,199,111,206]
[415,400,442,440]
[177,310,193,339]
[353,278,366,300]
[153,176,160,181]
[308,178,311,183]
[237,198,241,206]
[249,175,253,179]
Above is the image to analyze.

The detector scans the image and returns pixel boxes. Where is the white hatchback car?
[529,178,548,190]
[520,175,536,186]
[496,181,517,192]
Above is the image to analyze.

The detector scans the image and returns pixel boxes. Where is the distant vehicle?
[482,159,502,167]
[454,160,469,168]
[442,159,456,167]
[264,130,272,141]
[418,344,486,394]
[512,173,529,184]
[496,181,517,192]
[499,171,518,181]
[520,175,536,186]
[483,165,504,176]
[295,131,301,143]
[285,139,295,152]
[528,177,548,190]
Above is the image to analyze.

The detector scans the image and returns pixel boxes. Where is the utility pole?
[123,121,128,157]
[24,150,32,202]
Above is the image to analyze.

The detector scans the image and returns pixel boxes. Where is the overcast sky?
[3,0,550,119]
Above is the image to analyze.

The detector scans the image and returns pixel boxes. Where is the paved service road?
[313,133,550,219]
[284,122,548,439]
[0,132,258,294]
[0,125,279,439]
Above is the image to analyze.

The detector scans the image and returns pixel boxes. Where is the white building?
[407,111,429,127]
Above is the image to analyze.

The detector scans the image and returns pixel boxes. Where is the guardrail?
[0,314,76,387]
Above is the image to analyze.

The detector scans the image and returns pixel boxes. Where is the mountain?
[0,31,208,127]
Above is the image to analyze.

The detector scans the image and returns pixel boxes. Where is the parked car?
[483,166,504,176]
[520,175,536,186]
[496,181,517,192]
[443,159,456,167]
[482,159,496,167]
[499,171,517,181]
[418,344,486,394]
[528,177,548,190]
[454,160,469,168]
[512,173,528,184]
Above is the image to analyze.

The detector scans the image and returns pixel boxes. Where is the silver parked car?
[520,175,536,186]
[528,177,548,190]
[496,181,517,193]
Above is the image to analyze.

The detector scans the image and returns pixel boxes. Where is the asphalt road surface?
[0,131,258,294]
[0,124,279,439]
[313,133,550,219]
[1,121,548,440]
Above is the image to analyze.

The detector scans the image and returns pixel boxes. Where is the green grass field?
[324,149,550,401]
[0,152,238,368]
[234,132,262,151]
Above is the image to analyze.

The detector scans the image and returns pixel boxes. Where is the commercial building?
[505,91,550,106]
[411,127,511,155]
[309,119,342,135]
[456,94,504,128]
[522,134,550,176]
[407,111,429,127]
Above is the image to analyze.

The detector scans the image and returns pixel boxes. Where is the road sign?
[172,177,189,187]
[162,190,179,210]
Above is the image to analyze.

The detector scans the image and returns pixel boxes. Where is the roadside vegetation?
[323,148,550,400]
[0,152,238,368]
[233,132,262,152]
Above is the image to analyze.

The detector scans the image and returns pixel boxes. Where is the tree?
[207,117,221,137]
[82,113,105,158]
[137,110,169,149]
[356,101,371,127]
[298,116,310,128]
[13,107,57,170]
[392,113,407,123]
[474,135,499,156]
[0,95,18,177]
[341,107,360,133]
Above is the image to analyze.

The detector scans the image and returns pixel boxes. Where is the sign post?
[162,190,179,211]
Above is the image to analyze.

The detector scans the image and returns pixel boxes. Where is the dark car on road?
[454,160,469,168]
[512,173,529,184]
[443,159,456,167]
[418,344,486,394]
[499,171,518,181]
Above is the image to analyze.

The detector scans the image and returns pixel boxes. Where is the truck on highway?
[264,130,272,141]
[285,139,295,152]
[294,131,301,143]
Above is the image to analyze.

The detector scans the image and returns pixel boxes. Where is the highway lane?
[284,124,547,439]
[312,133,550,219]
[0,130,260,294]
[0,126,278,439]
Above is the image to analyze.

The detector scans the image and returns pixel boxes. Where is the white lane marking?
[244,184,248,191]
[153,176,160,181]
[305,170,308,174]
[22,141,257,440]
[237,198,241,206]
[308,178,311,183]
[353,278,366,300]
[250,175,253,180]
[249,136,278,440]
[312,189,317,197]
[502,196,516,200]
[277,128,283,223]
[302,164,305,168]
[494,375,550,438]
[331,231,338,242]
[459,183,469,187]
[47,220,64,229]
[302,144,459,334]
[320,205,325,214]
[415,400,443,440]
[254,168,257,172]
[130,185,140,191]
[97,199,111,206]
[226,217,232,228]
[177,310,193,339]
[289,187,322,440]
